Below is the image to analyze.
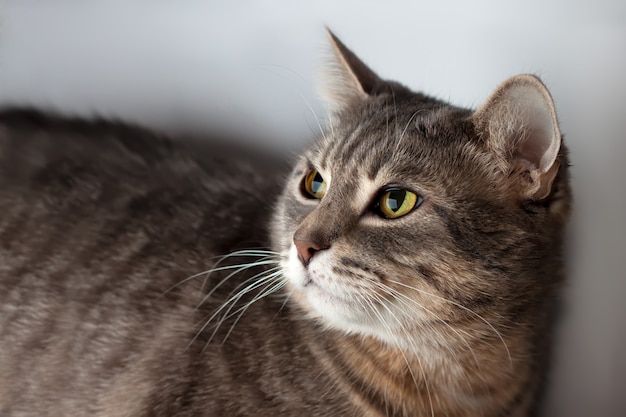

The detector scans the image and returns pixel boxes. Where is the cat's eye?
[376,188,422,219]
[303,169,327,199]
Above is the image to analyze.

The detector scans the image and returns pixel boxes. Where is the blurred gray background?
[0,1,624,416]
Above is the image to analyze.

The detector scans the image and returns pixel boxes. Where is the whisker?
[369,283,479,395]
[202,268,282,329]
[396,110,420,150]
[387,279,512,368]
[203,271,284,349]
[255,64,329,142]
[195,262,280,310]
[176,249,282,351]
[161,249,279,296]
[220,277,287,344]
[362,292,435,417]
[371,281,482,373]
[188,269,280,352]
[214,270,283,328]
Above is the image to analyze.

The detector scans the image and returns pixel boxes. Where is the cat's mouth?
[301,273,313,287]
[301,274,355,304]
[283,245,354,303]
[283,245,408,339]
[304,278,339,299]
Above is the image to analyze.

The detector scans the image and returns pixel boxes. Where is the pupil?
[311,173,324,193]
[387,190,405,211]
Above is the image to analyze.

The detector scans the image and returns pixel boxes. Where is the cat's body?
[0,33,570,417]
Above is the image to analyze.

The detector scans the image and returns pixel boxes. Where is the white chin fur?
[281,244,401,343]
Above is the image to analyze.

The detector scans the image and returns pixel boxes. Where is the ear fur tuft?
[320,29,383,110]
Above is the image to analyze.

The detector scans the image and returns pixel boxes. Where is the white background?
[1,1,624,416]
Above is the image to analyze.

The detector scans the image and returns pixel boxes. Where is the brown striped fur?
[0,32,570,416]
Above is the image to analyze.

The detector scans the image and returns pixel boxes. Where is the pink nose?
[293,238,324,266]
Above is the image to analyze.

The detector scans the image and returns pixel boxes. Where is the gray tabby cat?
[0,32,570,417]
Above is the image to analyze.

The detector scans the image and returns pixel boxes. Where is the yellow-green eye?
[304,170,327,199]
[378,188,422,219]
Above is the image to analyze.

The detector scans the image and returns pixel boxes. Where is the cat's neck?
[312,323,533,417]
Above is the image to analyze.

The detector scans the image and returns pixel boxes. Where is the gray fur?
[0,33,570,417]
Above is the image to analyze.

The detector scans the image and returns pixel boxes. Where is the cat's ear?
[473,75,562,200]
[321,29,384,109]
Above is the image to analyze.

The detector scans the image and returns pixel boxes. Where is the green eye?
[304,170,327,199]
[378,188,422,219]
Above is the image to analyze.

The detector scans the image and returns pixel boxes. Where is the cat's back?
[0,109,286,255]
[0,109,288,416]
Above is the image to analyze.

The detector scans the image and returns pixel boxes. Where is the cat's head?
[272,31,570,350]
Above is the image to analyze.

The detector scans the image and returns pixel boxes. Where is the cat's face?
[274,101,500,347]
[271,32,569,351]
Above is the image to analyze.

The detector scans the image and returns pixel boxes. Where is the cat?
[0,31,570,417]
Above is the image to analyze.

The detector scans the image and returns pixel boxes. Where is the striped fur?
[0,34,570,417]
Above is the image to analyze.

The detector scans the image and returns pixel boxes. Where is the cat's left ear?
[473,75,562,200]
[321,29,384,110]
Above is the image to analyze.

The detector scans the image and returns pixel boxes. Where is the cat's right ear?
[321,29,384,110]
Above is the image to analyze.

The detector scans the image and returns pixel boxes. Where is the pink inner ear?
[514,127,550,171]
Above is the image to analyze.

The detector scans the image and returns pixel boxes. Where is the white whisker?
[362,292,434,417]
[221,277,287,344]
[387,279,512,368]
[370,283,479,396]
[195,262,280,310]
[177,250,283,351]
[255,64,329,142]
[161,249,279,296]
[197,269,281,346]
[372,281,481,370]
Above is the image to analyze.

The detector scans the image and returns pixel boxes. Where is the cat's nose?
[293,238,325,266]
